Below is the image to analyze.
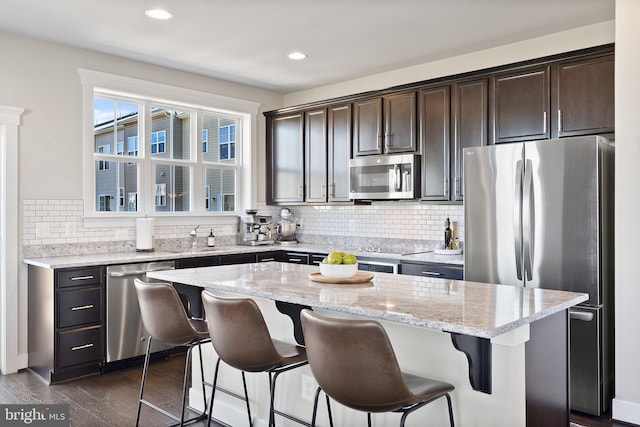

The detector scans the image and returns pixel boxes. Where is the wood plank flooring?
[0,352,632,426]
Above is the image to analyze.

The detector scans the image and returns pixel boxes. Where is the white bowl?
[319,263,358,279]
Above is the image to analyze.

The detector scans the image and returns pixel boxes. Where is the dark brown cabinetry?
[400,262,464,280]
[491,67,550,144]
[29,265,105,384]
[328,104,352,202]
[353,92,417,156]
[553,54,614,138]
[419,85,451,201]
[453,78,489,201]
[305,109,328,203]
[267,113,304,203]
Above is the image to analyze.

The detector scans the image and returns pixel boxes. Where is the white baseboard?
[612,398,640,425]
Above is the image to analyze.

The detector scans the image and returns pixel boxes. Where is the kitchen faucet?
[190,225,200,248]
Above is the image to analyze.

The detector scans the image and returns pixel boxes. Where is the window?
[82,69,258,217]
[202,129,208,153]
[151,130,166,154]
[155,183,167,207]
[219,124,235,160]
[97,145,110,170]
[127,136,139,156]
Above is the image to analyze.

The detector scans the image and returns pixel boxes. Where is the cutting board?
[308,271,374,284]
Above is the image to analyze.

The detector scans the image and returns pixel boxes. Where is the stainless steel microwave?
[349,154,420,200]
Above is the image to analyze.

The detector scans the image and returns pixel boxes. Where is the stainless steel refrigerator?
[463,135,614,416]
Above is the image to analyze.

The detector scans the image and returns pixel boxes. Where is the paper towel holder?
[136,217,155,252]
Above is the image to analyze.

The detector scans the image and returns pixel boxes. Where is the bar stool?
[134,279,211,427]
[200,291,308,427]
[300,309,455,427]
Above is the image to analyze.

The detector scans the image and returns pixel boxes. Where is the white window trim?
[79,69,260,224]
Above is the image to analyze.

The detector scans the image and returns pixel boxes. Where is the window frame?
[80,69,259,221]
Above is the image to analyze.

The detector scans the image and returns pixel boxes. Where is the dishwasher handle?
[108,266,175,278]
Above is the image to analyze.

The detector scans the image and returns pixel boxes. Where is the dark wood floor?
[0,353,633,426]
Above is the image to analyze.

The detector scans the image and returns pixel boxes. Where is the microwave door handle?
[394,164,401,191]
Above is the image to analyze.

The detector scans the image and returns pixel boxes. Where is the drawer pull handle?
[70,304,94,311]
[422,271,441,276]
[289,258,303,262]
[71,343,94,351]
[261,258,276,262]
[71,275,94,281]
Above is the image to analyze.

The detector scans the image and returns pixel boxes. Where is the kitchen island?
[148,262,586,427]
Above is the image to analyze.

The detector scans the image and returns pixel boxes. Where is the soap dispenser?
[207,229,216,247]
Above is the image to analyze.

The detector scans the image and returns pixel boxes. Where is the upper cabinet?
[327,104,352,202]
[491,67,550,144]
[419,85,451,201]
[353,92,417,156]
[305,109,328,203]
[453,78,489,202]
[552,54,614,138]
[266,113,304,204]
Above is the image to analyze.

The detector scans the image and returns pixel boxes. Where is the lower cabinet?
[400,262,464,280]
[28,265,105,384]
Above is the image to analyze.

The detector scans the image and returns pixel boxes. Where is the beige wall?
[0,29,283,201]
[613,0,640,424]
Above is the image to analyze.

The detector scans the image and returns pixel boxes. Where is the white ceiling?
[0,0,614,93]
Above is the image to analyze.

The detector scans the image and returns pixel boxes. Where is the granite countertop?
[147,262,586,339]
[23,243,463,269]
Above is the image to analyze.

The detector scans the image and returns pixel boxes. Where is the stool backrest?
[300,309,414,413]
[134,279,198,346]
[201,291,282,372]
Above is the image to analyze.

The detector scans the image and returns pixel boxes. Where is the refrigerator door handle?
[514,160,523,281]
[523,159,534,281]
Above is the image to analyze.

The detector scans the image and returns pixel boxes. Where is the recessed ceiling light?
[145,9,173,20]
[288,52,307,60]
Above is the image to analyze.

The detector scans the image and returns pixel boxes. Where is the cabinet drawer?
[56,267,103,289]
[57,288,102,329]
[284,252,310,264]
[400,263,464,280]
[56,326,103,369]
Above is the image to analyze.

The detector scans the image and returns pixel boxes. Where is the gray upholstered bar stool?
[300,309,455,427]
[134,279,211,427]
[200,291,308,427]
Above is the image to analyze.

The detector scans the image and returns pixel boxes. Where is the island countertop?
[147,261,586,339]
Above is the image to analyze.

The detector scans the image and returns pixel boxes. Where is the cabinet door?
[453,78,488,201]
[383,91,417,153]
[554,54,614,137]
[419,85,451,201]
[267,113,304,203]
[492,67,550,143]
[353,98,383,156]
[328,104,352,202]
[305,109,328,202]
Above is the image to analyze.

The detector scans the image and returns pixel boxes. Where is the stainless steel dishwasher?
[105,261,176,364]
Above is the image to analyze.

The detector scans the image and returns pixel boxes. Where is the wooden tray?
[308,271,374,284]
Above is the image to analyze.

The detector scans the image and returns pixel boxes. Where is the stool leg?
[311,387,321,427]
[179,344,195,426]
[445,393,455,427]
[206,358,222,426]
[241,371,252,425]
[197,342,208,412]
[367,412,372,427]
[268,372,276,427]
[136,337,153,427]
[326,395,334,427]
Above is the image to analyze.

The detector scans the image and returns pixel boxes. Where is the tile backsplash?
[22,199,464,257]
